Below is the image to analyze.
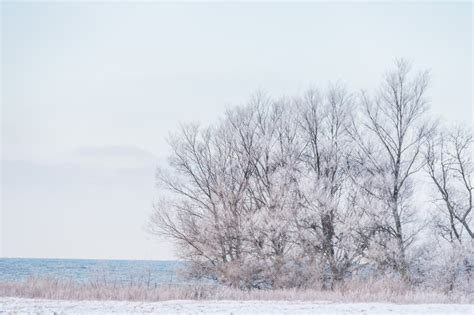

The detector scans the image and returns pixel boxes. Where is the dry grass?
[0,277,471,304]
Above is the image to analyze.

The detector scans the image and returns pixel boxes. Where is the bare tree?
[150,120,254,284]
[425,126,473,242]
[295,85,365,289]
[150,94,305,288]
[241,96,304,288]
[423,126,473,292]
[350,60,433,280]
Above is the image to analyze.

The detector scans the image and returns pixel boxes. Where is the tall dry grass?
[0,277,471,304]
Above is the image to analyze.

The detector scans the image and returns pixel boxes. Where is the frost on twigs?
[150,60,472,293]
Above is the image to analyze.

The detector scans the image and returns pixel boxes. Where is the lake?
[0,258,184,285]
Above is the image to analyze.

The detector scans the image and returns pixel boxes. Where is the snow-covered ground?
[0,297,472,314]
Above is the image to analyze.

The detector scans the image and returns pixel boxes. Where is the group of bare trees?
[150,60,473,291]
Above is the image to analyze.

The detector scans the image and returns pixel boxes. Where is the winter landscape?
[1,2,473,314]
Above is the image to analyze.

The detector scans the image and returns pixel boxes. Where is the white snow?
[0,297,472,314]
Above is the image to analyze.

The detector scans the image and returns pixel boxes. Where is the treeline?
[150,60,473,292]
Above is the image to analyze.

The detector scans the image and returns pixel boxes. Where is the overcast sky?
[1,2,472,260]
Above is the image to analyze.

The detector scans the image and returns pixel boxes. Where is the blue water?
[0,258,184,285]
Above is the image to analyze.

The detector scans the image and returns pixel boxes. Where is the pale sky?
[1,2,472,260]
